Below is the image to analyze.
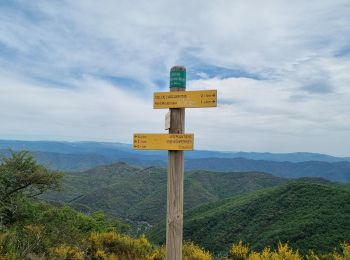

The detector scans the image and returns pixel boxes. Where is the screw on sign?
[133,66,216,260]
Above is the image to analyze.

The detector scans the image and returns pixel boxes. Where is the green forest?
[1,152,349,259]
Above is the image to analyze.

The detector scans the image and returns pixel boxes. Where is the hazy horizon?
[0,138,349,158]
[1,1,349,156]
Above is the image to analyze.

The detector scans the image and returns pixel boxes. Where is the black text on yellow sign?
[133,133,194,150]
[154,90,217,109]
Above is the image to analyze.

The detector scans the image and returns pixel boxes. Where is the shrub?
[148,242,212,260]
[342,242,350,259]
[229,241,249,260]
[88,231,152,259]
[228,241,301,260]
[49,244,84,260]
[183,241,212,260]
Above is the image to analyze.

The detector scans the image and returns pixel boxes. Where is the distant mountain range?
[0,139,349,163]
[1,140,350,182]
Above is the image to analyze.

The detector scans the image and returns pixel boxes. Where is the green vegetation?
[150,180,350,255]
[1,151,350,259]
[227,240,350,260]
[0,151,63,226]
[186,158,350,182]
[0,152,212,259]
[43,165,286,227]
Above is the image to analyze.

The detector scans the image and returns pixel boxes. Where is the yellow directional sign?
[154,90,217,109]
[133,133,194,150]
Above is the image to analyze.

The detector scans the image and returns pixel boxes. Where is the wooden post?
[166,66,186,260]
[134,66,216,258]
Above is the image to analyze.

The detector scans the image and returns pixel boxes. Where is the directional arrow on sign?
[133,133,194,150]
[154,89,217,109]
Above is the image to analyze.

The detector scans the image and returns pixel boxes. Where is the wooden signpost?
[133,66,217,260]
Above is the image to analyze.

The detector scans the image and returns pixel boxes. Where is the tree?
[0,151,63,225]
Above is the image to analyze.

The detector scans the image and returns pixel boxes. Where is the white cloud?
[0,0,349,156]
[0,72,165,142]
[187,73,350,155]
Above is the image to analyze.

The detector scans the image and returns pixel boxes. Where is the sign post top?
[170,66,186,89]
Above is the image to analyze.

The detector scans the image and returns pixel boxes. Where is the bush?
[88,231,153,259]
[148,242,212,260]
[0,151,63,225]
[183,241,212,260]
[49,244,84,260]
[229,241,249,260]
[228,241,301,260]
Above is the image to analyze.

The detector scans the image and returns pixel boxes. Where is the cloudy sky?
[0,0,349,156]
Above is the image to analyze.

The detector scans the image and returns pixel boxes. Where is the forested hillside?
[186,158,350,182]
[43,163,286,226]
[150,181,350,254]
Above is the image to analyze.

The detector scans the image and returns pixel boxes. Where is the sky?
[0,0,350,156]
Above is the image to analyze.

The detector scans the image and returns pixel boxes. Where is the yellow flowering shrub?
[269,242,302,260]
[248,251,263,260]
[227,241,350,260]
[306,250,320,260]
[94,249,108,259]
[89,231,152,259]
[319,252,342,260]
[49,244,84,260]
[317,243,350,260]
[259,247,273,260]
[92,249,119,259]
[147,242,211,260]
[342,242,350,259]
[228,241,302,260]
[230,241,250,260]
[183,241,212,260]
[148,246,165,260]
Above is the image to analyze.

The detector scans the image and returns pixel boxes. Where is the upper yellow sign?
[133,133,194,150]
[154,90,217,109]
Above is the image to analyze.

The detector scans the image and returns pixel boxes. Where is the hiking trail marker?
[154,89,217,109]
[133,66,217,260]
[133,133,194,150]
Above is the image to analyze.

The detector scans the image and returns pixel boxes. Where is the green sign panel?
[170,66,186,88]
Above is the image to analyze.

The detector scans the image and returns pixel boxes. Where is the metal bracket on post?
[165,111,171,130]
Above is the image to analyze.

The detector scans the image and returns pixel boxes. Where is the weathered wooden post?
[166,66,186,260]
[133,65,216,260]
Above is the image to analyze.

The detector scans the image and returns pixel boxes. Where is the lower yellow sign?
[133,134,194,150]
